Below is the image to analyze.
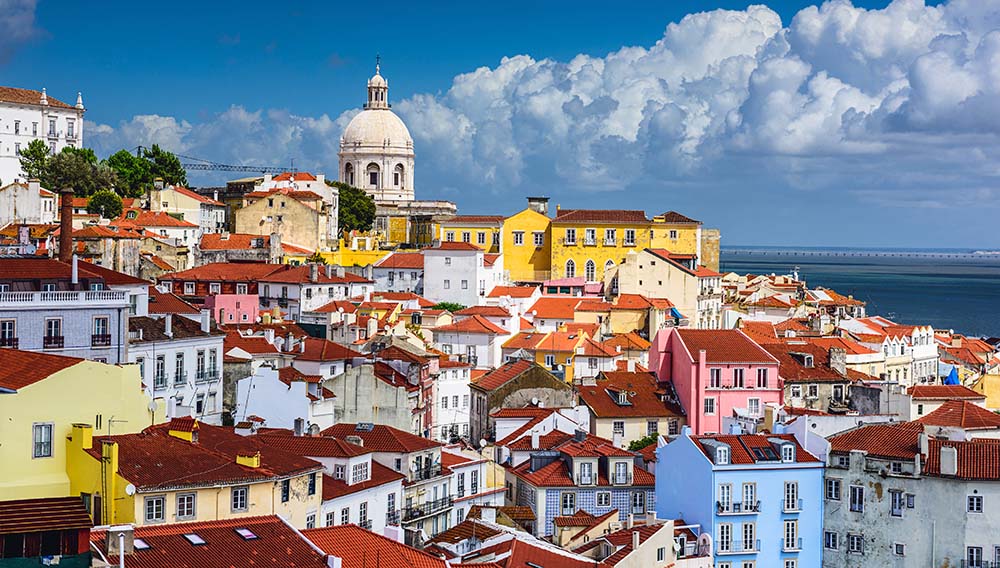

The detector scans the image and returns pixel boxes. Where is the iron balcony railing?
[679,541,710,558]
[782,538,803,552]
[960,561,1000,568]
[716,539,760,554]
[173,371,187,386]
[782,498,803,513]
[42,335,64,349]
[575,474,596,486]
[153,374,168,390]
[386,510,400,526]
[612,473,632,485]
[358,519,373,530]
[91,334,112,347]
[411,464,442,482]
[401,497,453,522]
[717,501,761,515]
[0,337,18,348]
[195,369,219,383]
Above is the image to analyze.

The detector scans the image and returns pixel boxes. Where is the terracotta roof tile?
[676,329,778,364]
[441,215,505,224]
[320,461,406,500]
[554,209,648,223]
[0,497,92,534]
[455,305,511,318]
[472,359,536,391]
[487,286,539,298]
[0,349,84,392]
[525,297,580,320]
[579,372,683,418]
[272,172,318,182]
[433,315,508,335]
[297,337,364,361]
[199,233,272,250]
[915,400,1000,430]
[115,208,198,228]
[320,423,441,453]
[760,343,847,383]
[375,252,424,269]
[427,242,482,251]
[162,262,285,283]
[0,86,72,108]
[171,186,224,206]
[304,524,446,568]
[602,332,650,352]
[908,385,984,400]
[656,211,700,224]
[693,433,820,465]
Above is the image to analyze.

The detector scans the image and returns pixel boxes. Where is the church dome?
[341,108,413,151]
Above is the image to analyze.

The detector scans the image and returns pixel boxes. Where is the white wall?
[0,97,84,185]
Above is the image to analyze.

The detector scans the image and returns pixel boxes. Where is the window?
[784,561,796,568]
[968,495,984,513]
[174,353,185,385]
[334,464,346,480]
[232,486,248,511]
[890,490,904,517]
[359,501,368,523]
[477,231,486,245]
[718,524,732,552]
[613,421,625,436]
[565,259,576,278]
[604,228,616,245]
[718,483,732,510]
[306,514,316,529]
[668,419,679,436]
[907,493,915,508]
[656,547,665,562]
[280,479,290,502]
[32,423,53,458]
[177,493,196,519]
[544,354,556,368]
[733,368,745,388]
[584,228,596,245]
[824,531,838,550]
[704,397,716,415]
[444,257,452,266]
[452,395,459,407]
[790,385,801,398]
[461,280,468,289]
[669,230,678,239]
[781,444,794,462]
[710,368,721,387]
[441,396,448,409]
[513,231,524,246]
[560,492,576,515]
[624,229,635,246]
[462,231,471,243]
[596,492,611,507]
[894,543,906,556]
[369,170,378,186]
[145,496,165,522]
[341,507,350,525]
[748,398,760,417]
[209,282,221,294]
[445,231,455,242]
[848,534,864,554]
[444,280,450,289]
[565,228,576,245]
[826,478,841,501]
[756,368,768,388]
[849,485,864,512]
[352,462,369,484]
[807,384,819,398]
[13,120,19,134]
[585,260,596,281]
[742,483,756,507]
[783,519,798,550]
[742,522,755,551]
[308,473,317,496]
[533,232,544,247]
[614,461,628,484]
[647,420,658,435]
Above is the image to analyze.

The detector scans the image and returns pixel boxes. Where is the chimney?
[326,264,333,279]
[263,328,276,344]
[164,314,173,338]
[72,423,93,450]
[829,347,847,376]
[336,266,345,278]
[951,336,962,348]
[300,339,307,353]
[106,525,134,558]
[627,359,636,372]
[940,445,958,476]
[59,187,74,262]
[154,178,164,190]
[481,508,497,523]
[310,263,319,283]
[213,189,219,202]
[345,435,364,447]
[631,528,640,549]
[71,254,79,285]
[574,429,586,443]
[526,196,550,216]
[918,432,929,458]
[327,556,343,568]
[236,451,262,468]
[531,430,540,449]
[200,309,211,333]
[626,515,635,530]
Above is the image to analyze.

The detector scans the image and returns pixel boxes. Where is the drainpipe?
[119,532,125,568]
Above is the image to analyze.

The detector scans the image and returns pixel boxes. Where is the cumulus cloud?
[89,0,1000,244]
[0,0,41,64]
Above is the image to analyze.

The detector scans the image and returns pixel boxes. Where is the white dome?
[341,109,413,151]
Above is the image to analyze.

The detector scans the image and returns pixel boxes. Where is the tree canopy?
[86,189,124,219]
[328,180,375,233]
[431,302,467,313]
[37,147,117,197]
[17,140,50,181]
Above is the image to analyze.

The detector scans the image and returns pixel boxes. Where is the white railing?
[0,290,128,306]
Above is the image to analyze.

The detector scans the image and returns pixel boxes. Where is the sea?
[720,246,1000,338]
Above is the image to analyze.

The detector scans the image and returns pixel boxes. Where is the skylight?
[183,533,206,545]
[235,528,258,540]
[133,539,150,550]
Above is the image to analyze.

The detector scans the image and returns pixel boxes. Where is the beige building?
[236,187,336,252]
[577,370,685,447]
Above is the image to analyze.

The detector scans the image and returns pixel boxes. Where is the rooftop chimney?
[200,309,211,333]
[310,263,319,283]
[106,525,134,558]
[164,314,173,338]
[531,430,540,450]
[481,508,497,523]
[71,254,79,285]
[631,528,640,549]
[59,187,74,263]
[526,197,550,216]
[940,445,958,476]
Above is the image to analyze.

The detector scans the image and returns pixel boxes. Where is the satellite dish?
[531,397,539,406]
[672,541,681,552]
[479,438,488,449]
[125,484,136,496]
[147,400,158,413]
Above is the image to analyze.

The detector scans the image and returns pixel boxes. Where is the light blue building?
[655,426,824,568]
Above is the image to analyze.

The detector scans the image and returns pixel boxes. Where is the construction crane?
[133,146,290,174]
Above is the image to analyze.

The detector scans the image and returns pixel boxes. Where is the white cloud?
[0,0,40,64]
[88,0,1000,245]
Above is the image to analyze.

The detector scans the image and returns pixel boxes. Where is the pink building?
[650,328,782,435]
[203,293,259,325]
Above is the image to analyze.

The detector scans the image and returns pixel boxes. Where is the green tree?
[328,180,375,233]
[105,149,152,197]
[42,150,117,197]
[18,139,50,180]
[143,144,187,186]
[627,433,660,452]
[431,302,467,313]
[86,189,124,219]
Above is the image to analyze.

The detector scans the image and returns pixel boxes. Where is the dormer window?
[717,447,729,465]
[618,391,628,405]
[782,444,795,462]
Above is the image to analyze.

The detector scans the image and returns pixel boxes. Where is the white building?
[0,179,56,225]
[444,446,506,526]
[434,360,474,443]
[235,365,337,432]
[0,86,85,186]
[339,63,415,203]
[373,251,425,294]
[258,263,374,320]
[150,184,227,234]
[423,242,503,307]
[432,316,508,370]
[128,313,226,423]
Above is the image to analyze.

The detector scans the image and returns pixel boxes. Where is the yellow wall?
[591,416,680,448]
[67,425,321,527]
[0,361,162,500]
[440,224,502,253]
[608,309,647,335]
[503,209,551,281]
[648,222,701,257]
[236,196,329,251]
[550,222,642,283]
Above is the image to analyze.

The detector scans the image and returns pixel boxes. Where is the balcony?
[782,538,802,552]
[560,238,577,246]
[195,369,219,383]
[401,497,453,522]
[411,464,443,482]
[386,510,400,526]
[678,541,710,558]
[43,335,64,349]
[960,562,1000,568]
[575,474,596,486]
[91,334,112,347]
[358,519,373,530]
[173,371,188,386]
[611,473,632,486]
[0,290,129,308]
[717,501,760,515]
[0,337,18,349]
[716,539,760,555]
[583,238,597,246]
[603,238,617,247]
[782,498,803,513]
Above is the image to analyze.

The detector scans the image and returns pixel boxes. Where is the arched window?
[565,259,576,278]
[585,260,596,282]
[366,163,380,187]
[394,164,405,188]
[604,259,615,275]
[344,163,354,186]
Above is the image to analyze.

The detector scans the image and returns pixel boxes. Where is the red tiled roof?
[141,252,176,271]
[923,438,1000,480]
[693,433,820,464]
[272,171,318,182]
[740,320,778,344]
[375,252,424,269]
[487,286,539,298]
[373,292,434,307]
[578,338,618,358]
[491,407,555,419]
[225,333,280,355]
[676,329,778,364]
[574,299,612,312]
[147,285,200,314]
[535,331,587,353]
[455,305,511,318]
[828,422,924,460]
[320,423,441,453]
[915,400,1000,430]
[427,242,482,252]
[297,337,363,361]
[554,209,648,223]
[257,433,371,458]
[321,461,406,500]
[115,208,198,228]
[506,431,574,451]
[472,359,536,391]
[0,86,73,108]
[260,264,371,284]
[761,343,848,383]
[579,371,683,418]
[749,295,794,309]
[304,524,446,568]
[602,332,651,352]
[433,315,508,335]
[0,497,92,534]
[573,524,667,566]
[372,345,430,366]
[92,515,327,568]
[526,297,579,320]
[775,318,811,333]
[908,385,984,400]
[613,294,660,310]
[199,233,272,250]
[0,349,84,392]
[503,332,545,350]
[468,505,536,522]
[162,262,285,283]
[312,299,359,314]
[171,186,224,206]
[441,215,505,224]
[656,210,700,224]
[508,450,655,488]
[801,336,879,356]
[426,519,504,546]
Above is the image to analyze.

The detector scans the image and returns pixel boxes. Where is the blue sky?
[4,0,997,249]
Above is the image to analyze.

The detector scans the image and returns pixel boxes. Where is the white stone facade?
[0,87,85,186]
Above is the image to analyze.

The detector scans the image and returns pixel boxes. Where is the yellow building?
[502,329,589,383]
[66,418,323,527]
[502,198,552,282]
[0,350,162,500]
[439,215,504,253]
[236,188,336,252]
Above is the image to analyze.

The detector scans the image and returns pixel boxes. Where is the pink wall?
[204,294,259,325]
[651,328,783,435]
